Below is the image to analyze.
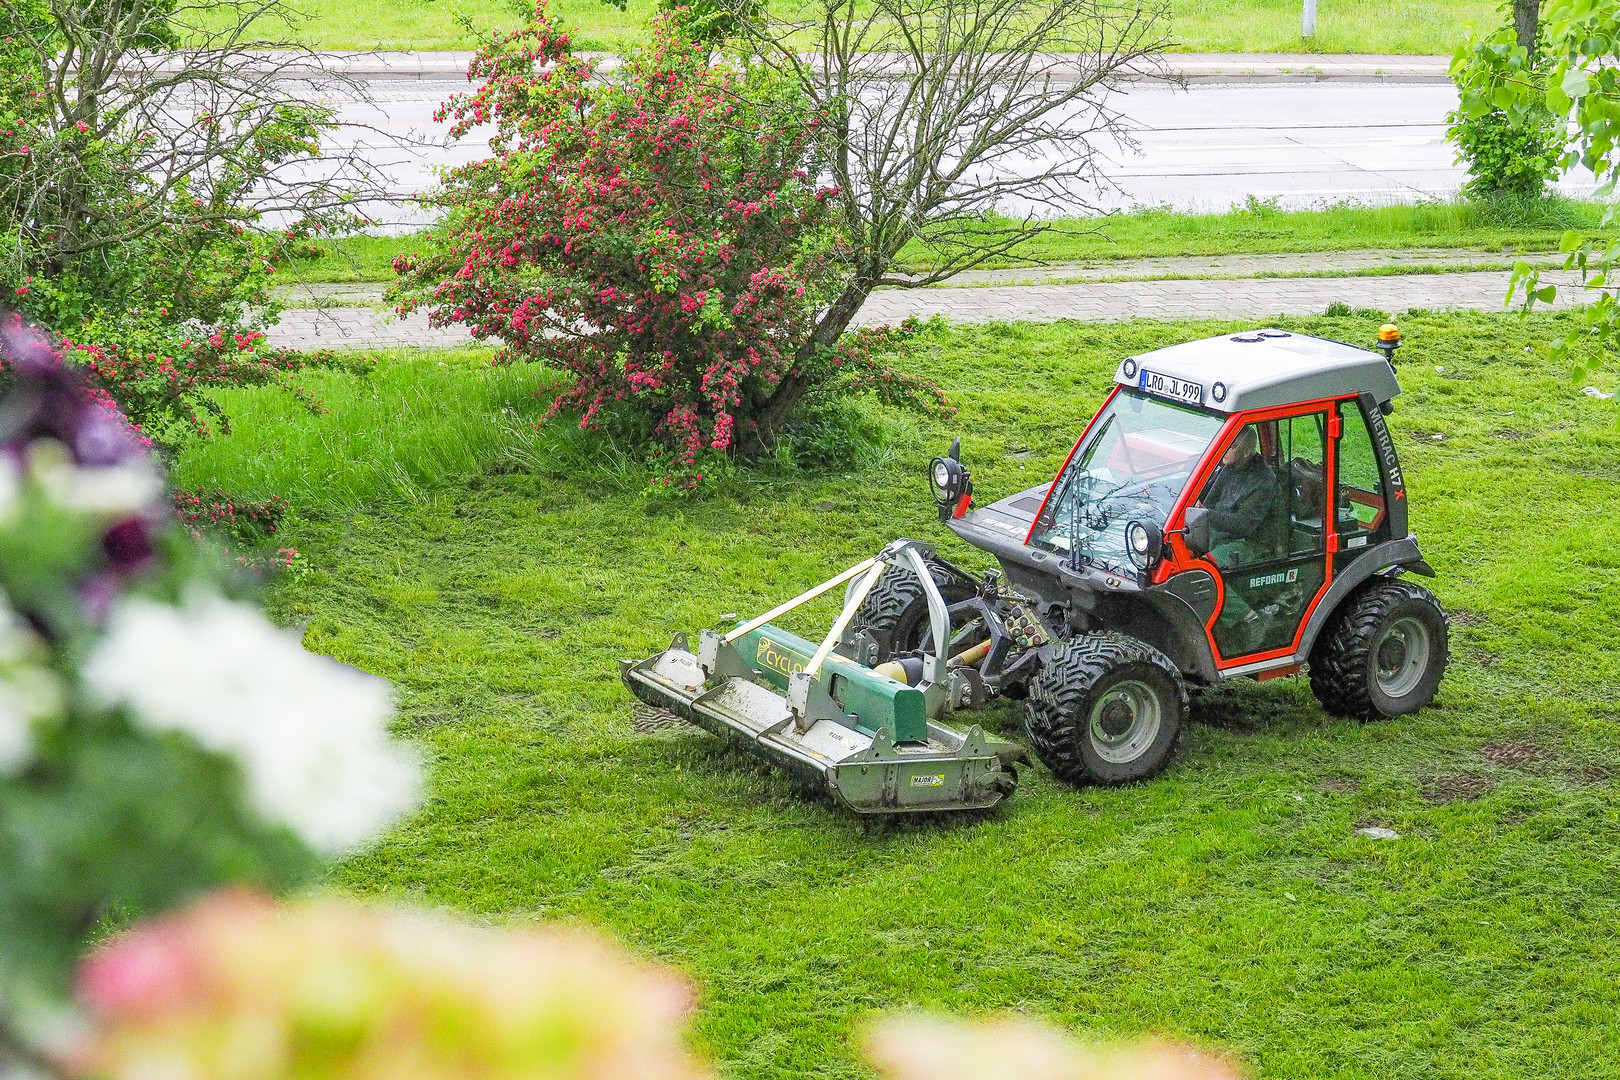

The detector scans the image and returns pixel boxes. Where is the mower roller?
[619,540,1020,813]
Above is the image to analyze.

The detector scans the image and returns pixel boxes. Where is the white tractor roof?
[1114,329,1402,413]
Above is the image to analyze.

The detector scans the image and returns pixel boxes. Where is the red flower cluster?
[393,2,840,479]
[62,331,358,442]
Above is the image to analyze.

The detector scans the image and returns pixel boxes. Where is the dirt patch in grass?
[1480,740,1551,767]
[1492,428,1534,441]
[1318,776,1360,793]
[1568,765,1610,786]
[1449,608,1490,627]
[1422,772,1495,804]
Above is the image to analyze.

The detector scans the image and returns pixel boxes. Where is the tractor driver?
[1198,424,1281,651]
[1202,425,1280,563]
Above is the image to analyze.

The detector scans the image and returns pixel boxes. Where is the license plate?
[1138,369,1203,405]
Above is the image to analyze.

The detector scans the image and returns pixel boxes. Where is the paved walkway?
[267,258,1584,350]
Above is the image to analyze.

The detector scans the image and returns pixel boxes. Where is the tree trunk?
[1513,0,1539,51]
[742,272,877,456]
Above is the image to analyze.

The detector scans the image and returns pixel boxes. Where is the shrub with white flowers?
[0,316,421,1064]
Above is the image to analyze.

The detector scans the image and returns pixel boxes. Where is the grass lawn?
[277,199,1613,284]
[178,311,1620,1078]
[287,0,1497,53]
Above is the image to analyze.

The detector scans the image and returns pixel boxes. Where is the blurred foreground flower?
[84,596,419,855]
[866,1016,1245,1080]
[0,318,420,1052]
[74,891,706,1080]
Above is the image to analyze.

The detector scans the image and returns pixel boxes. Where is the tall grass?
[930,196,1611,268]
[279,198,1614,286]
[174,349,566,510]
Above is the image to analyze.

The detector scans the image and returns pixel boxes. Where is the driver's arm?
[1206,467,1278,539]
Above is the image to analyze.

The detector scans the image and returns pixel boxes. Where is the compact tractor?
[622,326,1449,813]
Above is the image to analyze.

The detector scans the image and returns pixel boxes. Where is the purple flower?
[102,518,156,574]
[0,315,149,468]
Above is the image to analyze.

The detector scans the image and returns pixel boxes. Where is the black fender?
[1114,587,1222,686]
[1296,535,1433,661]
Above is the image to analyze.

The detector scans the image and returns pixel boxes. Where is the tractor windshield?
[1031,390,1226,572]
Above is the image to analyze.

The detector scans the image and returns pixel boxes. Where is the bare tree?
[730,0,1169,438]
[0,0,394,325]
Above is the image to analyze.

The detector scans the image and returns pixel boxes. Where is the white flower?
[82,595,422,855]
[0,601,60,777]
[0,457,18,526]
[28,440,162,516]
[0,692,30,776]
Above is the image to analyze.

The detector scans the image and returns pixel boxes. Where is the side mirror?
[1183,506,1211,557]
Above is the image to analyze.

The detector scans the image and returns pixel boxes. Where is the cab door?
[1187,406,1336,664]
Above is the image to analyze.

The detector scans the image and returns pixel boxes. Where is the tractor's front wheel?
[1308,578,1449,719]
[852,559,976,663]
[1024,633,1186,786]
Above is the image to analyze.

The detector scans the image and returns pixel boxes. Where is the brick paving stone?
[264,267,1587,350]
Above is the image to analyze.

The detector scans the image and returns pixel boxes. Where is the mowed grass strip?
[179,312,1620,1079]
[278,199,1613,284]
[279,0,1494,53]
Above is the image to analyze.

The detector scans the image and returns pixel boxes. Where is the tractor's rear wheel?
[1024,632,1186,786]
[1308,578,1449,719]
[853,560,976,663]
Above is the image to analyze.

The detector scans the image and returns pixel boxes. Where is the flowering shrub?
[0,1,358,337]
[64,890,1243,1080]
[172,488,299,571]
[61,323,369,451]
[0,320,420,1050]
[0,314,343,565]
[73,891,706,1080]
[392,3,949,483]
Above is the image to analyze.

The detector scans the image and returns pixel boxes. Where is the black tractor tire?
[1024,632,1186,786]
[853,560,977,663]
[1308,577,1449,720]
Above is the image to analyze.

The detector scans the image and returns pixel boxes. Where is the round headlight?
[1125,519,1162,571]
[1211,381,1228,403]
[928,456,965,506]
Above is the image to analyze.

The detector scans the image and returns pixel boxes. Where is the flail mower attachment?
[619,540,1019,814]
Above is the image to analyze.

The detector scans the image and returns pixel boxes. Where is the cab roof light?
[1375,323,1401,369]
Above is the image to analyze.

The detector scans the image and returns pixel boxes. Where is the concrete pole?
[1303,0,1317,37]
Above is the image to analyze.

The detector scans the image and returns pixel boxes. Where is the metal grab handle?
[805,560,888,679]
[899,543,953,687]
[723,556,882,645]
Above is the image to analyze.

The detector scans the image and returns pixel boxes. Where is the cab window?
[1336,401,1388,542]
[1030,390,1224,574]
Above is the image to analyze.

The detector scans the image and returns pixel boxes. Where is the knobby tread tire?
[853,560,975,661]
[1024,632,1187,786]
[1308,577,1449,720]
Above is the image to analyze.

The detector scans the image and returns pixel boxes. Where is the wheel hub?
[1377,637,1408,675]
[1373,615,1431,699]
[1098,699,1134,737]
[1087,680,1163,764]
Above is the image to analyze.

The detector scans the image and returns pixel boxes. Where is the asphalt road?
[321,73,1597,231]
